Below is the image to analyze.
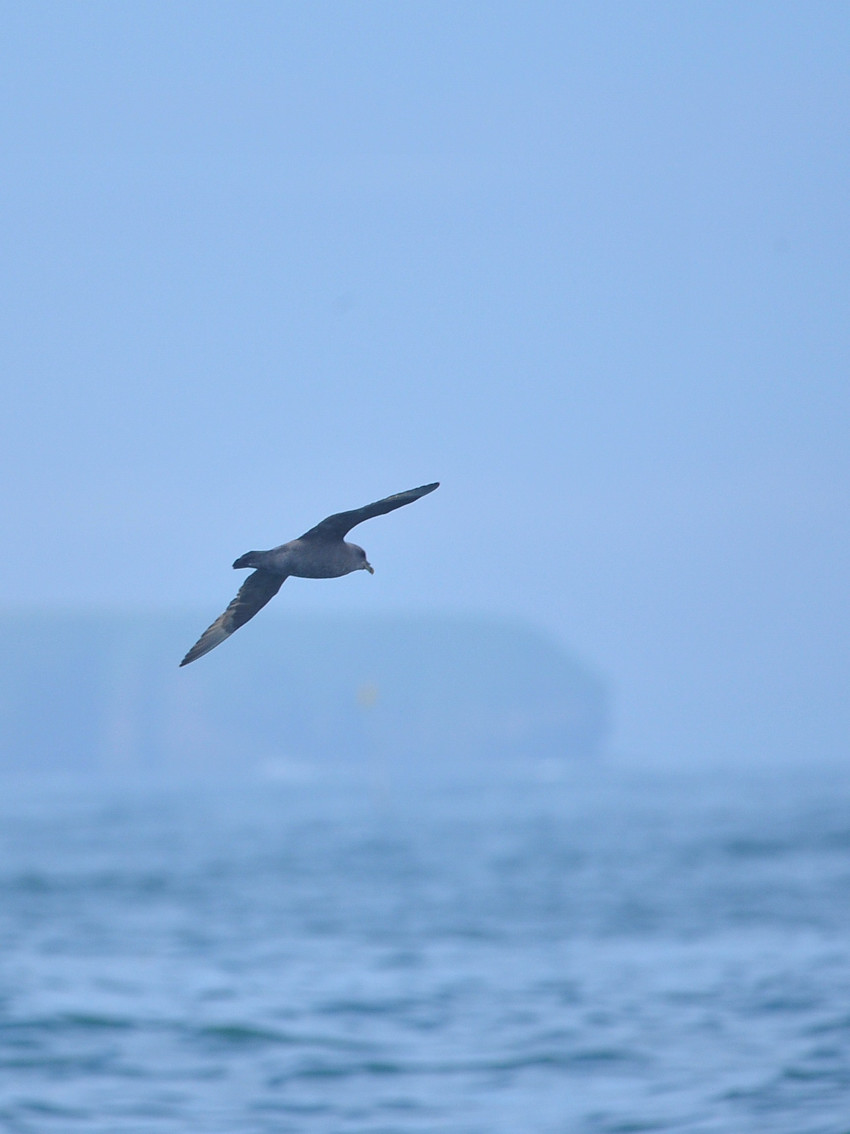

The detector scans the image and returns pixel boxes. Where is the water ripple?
[0,767,849,1132]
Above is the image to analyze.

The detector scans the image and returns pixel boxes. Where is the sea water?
[1,760,849,1133]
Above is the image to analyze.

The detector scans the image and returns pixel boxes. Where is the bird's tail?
[233,551,262,569]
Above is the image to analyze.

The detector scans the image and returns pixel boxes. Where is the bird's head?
[352,544,374,574]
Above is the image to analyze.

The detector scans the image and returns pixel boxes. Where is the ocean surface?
[1,760,850,1134]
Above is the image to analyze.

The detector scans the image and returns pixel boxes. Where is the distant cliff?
[0,612,609,775]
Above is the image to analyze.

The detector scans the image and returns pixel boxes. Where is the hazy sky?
[2,2,847,765]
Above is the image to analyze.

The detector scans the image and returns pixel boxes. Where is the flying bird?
[180,482,439,666]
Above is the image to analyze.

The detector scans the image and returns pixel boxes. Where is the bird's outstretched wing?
[180,570,286,666]
[299,482,439,542]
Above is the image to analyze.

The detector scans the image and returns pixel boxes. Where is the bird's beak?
[364,562,374,574]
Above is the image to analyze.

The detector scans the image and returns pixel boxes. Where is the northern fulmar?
[180,482,439,666]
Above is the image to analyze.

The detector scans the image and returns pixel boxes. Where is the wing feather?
[299,482,439,542]
[179,570,285,666]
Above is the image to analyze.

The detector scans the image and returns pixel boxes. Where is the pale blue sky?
[1,2,847,764]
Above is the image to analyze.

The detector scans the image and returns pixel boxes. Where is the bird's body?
[180,482,438,666]
[233,539,370,579]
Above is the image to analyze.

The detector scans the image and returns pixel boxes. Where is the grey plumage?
[180,482,439,666]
